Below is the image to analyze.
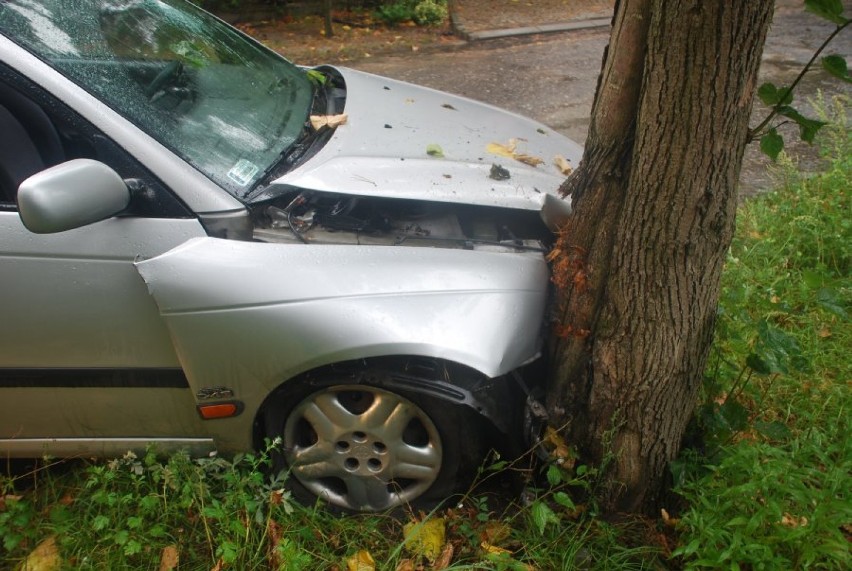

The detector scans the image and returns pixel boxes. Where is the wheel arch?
[252,355,528,456]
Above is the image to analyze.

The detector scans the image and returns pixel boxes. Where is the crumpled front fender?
[135,237,550,395]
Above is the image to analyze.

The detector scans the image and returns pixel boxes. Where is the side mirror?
[17,159,131,233]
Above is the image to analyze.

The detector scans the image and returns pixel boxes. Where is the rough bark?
[547,0,775,514]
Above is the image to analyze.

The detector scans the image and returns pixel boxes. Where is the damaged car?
[0,0,581,511]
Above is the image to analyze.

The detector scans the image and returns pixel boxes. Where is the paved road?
[349,6,851,195]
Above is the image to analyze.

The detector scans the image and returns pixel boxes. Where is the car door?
[0,71,213,456]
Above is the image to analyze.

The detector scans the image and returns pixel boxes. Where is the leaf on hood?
[19,536,61,571]
[310,113,348,130]
[158,545,179,571]
[486,139,518,159]
[487,139,544,167]
[403,517,446,561]
[346,550,375,571]
[426,144,445,158]
[553,155,573,175]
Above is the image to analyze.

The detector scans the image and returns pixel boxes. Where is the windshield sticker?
[227,159,260,187]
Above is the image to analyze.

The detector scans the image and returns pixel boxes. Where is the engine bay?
[251,191,554,252]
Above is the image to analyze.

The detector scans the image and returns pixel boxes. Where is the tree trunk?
[324,0,334,38]
[546,0,775,514]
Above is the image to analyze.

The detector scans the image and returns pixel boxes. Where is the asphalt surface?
[347,6,851,195]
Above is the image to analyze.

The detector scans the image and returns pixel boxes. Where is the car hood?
[265,67,581,216]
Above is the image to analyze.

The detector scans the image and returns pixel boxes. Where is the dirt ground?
[238,0,614,65]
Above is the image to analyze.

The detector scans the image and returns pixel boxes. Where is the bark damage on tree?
[547,0,775,514]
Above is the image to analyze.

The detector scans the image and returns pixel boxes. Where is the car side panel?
[136,237,550,452]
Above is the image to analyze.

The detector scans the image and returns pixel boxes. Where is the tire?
[264,368,485,512]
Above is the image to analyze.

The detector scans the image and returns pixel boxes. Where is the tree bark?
[547,0,775,514]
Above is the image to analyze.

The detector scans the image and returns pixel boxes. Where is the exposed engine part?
[251,190,553,252]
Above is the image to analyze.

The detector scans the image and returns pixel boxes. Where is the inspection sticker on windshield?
[227,159,260,186]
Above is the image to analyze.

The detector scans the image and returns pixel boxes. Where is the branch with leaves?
[750,0,850,160]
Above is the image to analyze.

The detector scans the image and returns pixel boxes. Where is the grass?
[2,97,850,570]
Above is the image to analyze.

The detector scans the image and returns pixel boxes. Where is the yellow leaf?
[481,541,513,556]
[486,140,518,158]
[158,545,179,571]
[514,153,544,167]
[346,550,375,571]
[553,155,573,175]
[310,113,349,130]
[486,139,543,167]
[403,517,445,561]
[17,536,60,571]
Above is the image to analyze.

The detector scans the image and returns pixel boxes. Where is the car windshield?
[0,0,313,196]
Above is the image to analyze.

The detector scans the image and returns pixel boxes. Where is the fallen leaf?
[310,113,348,130]
[158,545,179,571]
[514,153,544,167]
[486,140,518,159]
[480,521,511,545]
[553,155,573,175]
[543,426,574,467]
[19,536,61,571]
[394,560,415,571]
[818,327,832,338]
[267,519,283,569]
[346,550,375,571]
[426,144,444,158]
[481,541,513,556]
[403,517,445,561]
[780,512,809,528]
[432,542,454,570]
[660,508,680,528]
[487,139,544,167]
[210,559,224,571]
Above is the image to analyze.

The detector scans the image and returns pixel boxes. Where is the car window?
[0,0,313,198]
[0,65,190,218]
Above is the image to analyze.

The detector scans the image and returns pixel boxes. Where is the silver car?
[0,0,581,511]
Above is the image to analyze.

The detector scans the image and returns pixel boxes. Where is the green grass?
[2,97,849,571]
[673,95,851,570]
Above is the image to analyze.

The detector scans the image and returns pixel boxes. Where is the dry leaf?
[394,560,416,571]
[267,519,283,569]
[780,512,809,528]
[346,550,376,571]
[486,139,544,167]
[553,155,573,175]
[432,543,454,570]
[486,140,518,159]
[480,521,511,545]
[514,153,544,167]
[18,536,61,571]
[403,518,446,561]
[818,327,832,338]
[210,559,224,571]
[158,545,179,571]
[660,508,680,528]
[543,426,574,467]
[481,541,513,556]
[310,113,348,130]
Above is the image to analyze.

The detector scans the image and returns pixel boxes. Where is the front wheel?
[264,372,485,512]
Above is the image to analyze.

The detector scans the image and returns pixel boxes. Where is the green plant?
[413,0,447,26]
[374,0,417,26]
[674,96,851,569]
